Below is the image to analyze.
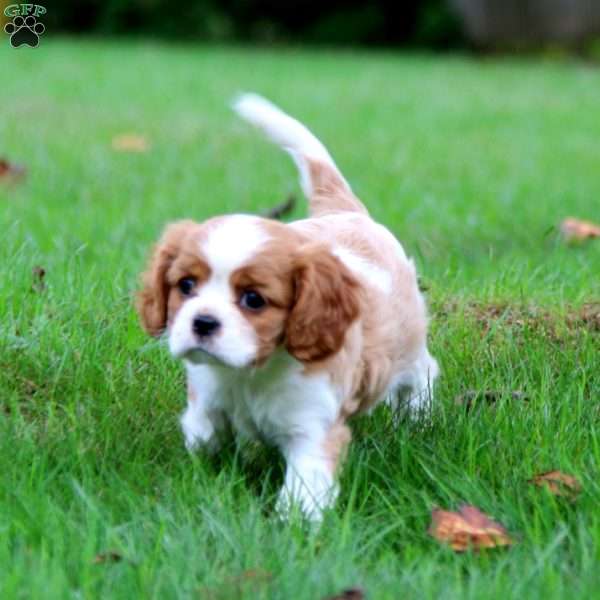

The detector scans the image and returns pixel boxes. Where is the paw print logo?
[4,15,45,48]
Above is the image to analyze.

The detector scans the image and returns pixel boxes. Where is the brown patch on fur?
[231,240,298,364]
[164,247,212,328]
[322,420,352,475]
[228,222,364,366]
[286,244,363,363]
[136,220,205,336]
[307,159,368,217]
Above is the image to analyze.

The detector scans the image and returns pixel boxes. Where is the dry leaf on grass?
[228,569,272,585]
[262,193,296,220]
[93,550,123,564]
[322,588,365,600]
[455,389,528,410]
[560,217,600,242]
[111,133,150,153]
[0,157,27,183]
[429,505,513,552]
[528,470,582,499]
[200,569,272,600]
[31,266,46,293]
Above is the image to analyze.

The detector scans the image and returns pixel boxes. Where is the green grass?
[1,39,600,599]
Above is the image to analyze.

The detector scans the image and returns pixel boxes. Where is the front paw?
[275,481,338,523]
[180,409,216,454]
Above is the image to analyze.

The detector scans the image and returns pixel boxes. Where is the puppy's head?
[137,215,361,368]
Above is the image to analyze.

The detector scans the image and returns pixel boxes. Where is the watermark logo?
[4,4,46,47]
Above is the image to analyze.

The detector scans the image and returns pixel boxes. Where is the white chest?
[186,355,341,447]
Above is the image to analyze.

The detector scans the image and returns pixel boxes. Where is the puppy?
[137,94,438,520]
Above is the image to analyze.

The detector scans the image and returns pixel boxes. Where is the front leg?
[277,421,350,521]
[388,347,439,419]
[181,363,225,453]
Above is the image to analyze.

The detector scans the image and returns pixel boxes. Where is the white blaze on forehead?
[333,246,392,295]
[201,215,269,275]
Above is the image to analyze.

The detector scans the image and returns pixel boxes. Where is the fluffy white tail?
[233,93,355,205]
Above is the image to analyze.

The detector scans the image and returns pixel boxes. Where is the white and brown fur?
[137,94,438,520]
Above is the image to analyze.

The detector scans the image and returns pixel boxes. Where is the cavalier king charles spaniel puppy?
[137,94,438,520]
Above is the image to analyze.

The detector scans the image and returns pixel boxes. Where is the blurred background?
[2,0,599,298]
[5,0,600,54]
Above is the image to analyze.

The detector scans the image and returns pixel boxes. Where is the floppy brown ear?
[285,246,362,362]
[136,221,194,337]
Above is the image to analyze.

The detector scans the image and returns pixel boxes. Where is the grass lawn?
[1,39,599,599]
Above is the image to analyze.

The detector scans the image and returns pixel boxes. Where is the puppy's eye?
[240,290,266,311]
[178,277,196,296]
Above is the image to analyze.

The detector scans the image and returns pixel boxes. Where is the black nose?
[192,315,221,337]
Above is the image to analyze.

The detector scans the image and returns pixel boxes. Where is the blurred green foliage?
[44,0,462,47]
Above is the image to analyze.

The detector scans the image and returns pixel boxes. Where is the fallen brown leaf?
[93,551,123,564]
[200,568,272,600]
[528,470,582,499]
[322,588,365,600]
[455,390,528,410]
[229,569,272,585]
[0,157,27,183]
[262,193,296,220]
[429,505,513,552]
[111,133,150,153]
[31,266,46,293]
[560,217,600,242]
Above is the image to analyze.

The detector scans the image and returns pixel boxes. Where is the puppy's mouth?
[182,346,255,370]
[182,346,225,366]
